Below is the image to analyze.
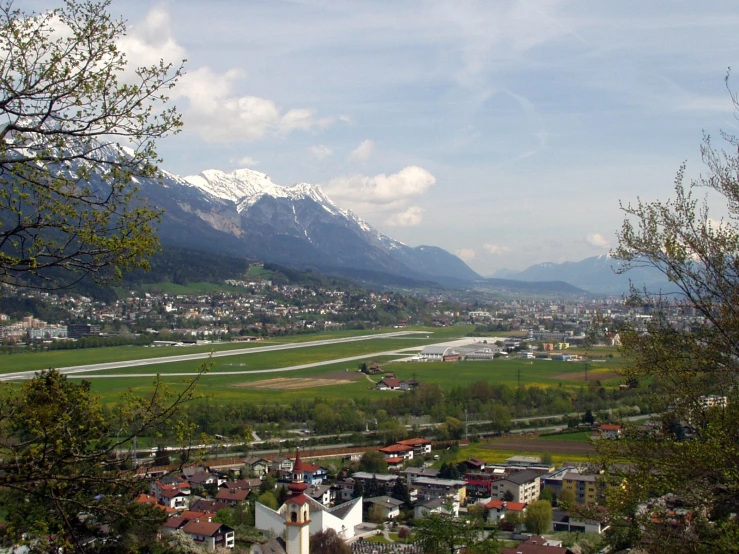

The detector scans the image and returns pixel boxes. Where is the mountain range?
[493,255,673,295]
[140,166,481,288]
[136,165,664,295]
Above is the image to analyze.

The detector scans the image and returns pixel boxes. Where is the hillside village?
[132,429,627,553]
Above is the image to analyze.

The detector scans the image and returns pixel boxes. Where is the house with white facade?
[491,470,541,504]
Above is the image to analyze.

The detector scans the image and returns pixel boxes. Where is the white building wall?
[255,503,286,537]
[255,497,363,541]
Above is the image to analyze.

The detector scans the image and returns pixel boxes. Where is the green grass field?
[246,265,274,279]
[0,327,452,375]
[2,325,627,407]
[455,443,592,465]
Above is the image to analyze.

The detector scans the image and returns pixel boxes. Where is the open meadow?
[1,325,626,407]
[86,352,624,406]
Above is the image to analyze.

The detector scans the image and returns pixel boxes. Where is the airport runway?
[62,349,413,378]
[0,330,427,381]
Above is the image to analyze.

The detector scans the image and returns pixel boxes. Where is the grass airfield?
[0,325,626,405]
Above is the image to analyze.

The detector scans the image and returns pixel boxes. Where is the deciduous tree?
[598,74,739,553]
[524,500,552,534]
[0,369,202,551]
[414,511,499,554]
[309,529,350,554]
[0,0,183,290]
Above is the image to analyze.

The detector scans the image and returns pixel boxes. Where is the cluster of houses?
[129,437,613,552]
[2,271,709,348]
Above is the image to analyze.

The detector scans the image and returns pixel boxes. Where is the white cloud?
[118,7,333,143]
[348,139,375,163]
[586,233,610,248]
[326,166,436,205]
[233,156,259,167]
[177,68,334,142]
[386,206,425,227]
[308,145,333,160]
[483,244,511,255]
[116,8,186,80]
[455,248,476,261]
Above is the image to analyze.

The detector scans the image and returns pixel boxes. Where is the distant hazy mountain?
[134,167,481,287]
[497,255,673,295]
[474,277,586,295]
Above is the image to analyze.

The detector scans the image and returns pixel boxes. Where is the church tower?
[285,449,310,554]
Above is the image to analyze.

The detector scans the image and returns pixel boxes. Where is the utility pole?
[464,409,469,440]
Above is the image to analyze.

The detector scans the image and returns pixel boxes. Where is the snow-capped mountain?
[137,166,480,286]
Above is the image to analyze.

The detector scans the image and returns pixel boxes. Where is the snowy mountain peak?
[184,168,285,206]
[183,168,383,238]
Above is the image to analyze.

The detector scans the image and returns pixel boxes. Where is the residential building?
[364,496,403,520]
[412,476,467,505]
[396,438,432,456]
[378,444,414,460]
[484,500,527,523]
[491,470,540,504]
[414,497,457,519]
[562,472,599,505]
[302,463,328,485]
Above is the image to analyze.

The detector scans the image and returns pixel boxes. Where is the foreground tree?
[598,76,739,553]
[0,0,183,290]
[0,369,202,552]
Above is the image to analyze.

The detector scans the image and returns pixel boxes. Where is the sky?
[31,0,739,275]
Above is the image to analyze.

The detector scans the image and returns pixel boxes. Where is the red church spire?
[289,448,308,494]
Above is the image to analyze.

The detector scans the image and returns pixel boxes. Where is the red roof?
[600,424,622,431]
[485,500,527,511]
[216,488,250,502]
[136,493,159,505]
[180,511,209,521]
[379,444,412,454]
[161,488,188,499]
[293,449,304,473]
[163,516,188,529]
[397,438,431,446]
[385,457,404,464]
[301,463,323,473]
[381,378,402,387]
[182,520,226,537]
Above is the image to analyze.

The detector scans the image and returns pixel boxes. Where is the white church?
[251,450,363,554]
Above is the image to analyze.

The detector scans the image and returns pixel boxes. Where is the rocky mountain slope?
[137,167,480,287]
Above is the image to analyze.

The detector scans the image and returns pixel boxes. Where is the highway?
[0,330,427,381]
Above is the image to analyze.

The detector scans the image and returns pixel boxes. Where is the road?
[0,330,426,381]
